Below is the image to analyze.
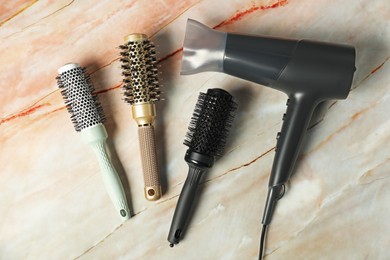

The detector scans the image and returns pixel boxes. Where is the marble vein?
[27,0,76,26]
[4,50,384,152]
[358,158,390,186]
[0,0,38,27]
[203,147,275,184]
[157,0,290,63]
[310,73,387,156]
[2,0,76,40]
[73,222,125,259]
[73,195,177,259]
[267,155,390,258]
[73,144,275,258]
[352,56,390,90]
[0,103,50,125]
[213,0,288,29]
[150,0,203,38]
[1,0,389,258]
[0,1,292,125]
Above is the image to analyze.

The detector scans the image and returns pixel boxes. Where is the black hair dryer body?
[181,19,356,225]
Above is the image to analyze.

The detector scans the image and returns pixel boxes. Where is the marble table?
[1,0,389,259]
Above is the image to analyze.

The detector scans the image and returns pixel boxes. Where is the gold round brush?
[119,33,162,201]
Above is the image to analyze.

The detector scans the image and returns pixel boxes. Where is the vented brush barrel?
[120,33,162,201]
[168,88,237,246]
[57,63,130,220]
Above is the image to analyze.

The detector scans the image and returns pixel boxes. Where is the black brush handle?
[168,164,205,245]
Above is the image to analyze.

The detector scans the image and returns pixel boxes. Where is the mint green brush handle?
[81,124,130,220]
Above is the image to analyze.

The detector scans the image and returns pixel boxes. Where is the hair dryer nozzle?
[181,19,227,75]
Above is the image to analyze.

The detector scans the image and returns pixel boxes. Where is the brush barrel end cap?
[124,33,149,42]
[58,63,80,74]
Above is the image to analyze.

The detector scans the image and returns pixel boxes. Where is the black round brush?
[167,88,237,246]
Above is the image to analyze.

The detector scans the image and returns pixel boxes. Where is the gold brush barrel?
[120,33,162,201]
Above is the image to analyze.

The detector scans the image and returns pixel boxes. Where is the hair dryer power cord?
[259,224,268,259]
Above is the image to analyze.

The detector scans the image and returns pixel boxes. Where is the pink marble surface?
[0,0,389,259]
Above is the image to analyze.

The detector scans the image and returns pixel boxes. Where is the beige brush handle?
[138,125,161,201]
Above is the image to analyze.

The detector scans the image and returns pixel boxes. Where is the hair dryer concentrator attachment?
[181,19,356,226]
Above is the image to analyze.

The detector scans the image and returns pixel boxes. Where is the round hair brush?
[119,34,162,201]
[167,88,237,246]
[57,63,130,221]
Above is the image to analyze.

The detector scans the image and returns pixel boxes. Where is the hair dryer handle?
[270,93,317,187]
[262,94,317,224]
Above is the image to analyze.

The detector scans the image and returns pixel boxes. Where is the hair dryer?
[181,18,356,256]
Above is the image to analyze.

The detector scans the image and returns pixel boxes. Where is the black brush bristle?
[57,66,105,132]
[184,88,237,157]
[119,38,161,105]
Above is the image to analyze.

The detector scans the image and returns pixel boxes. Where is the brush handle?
[168,164,205,245]
[81,124,130,221]
[138,125,162,201]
